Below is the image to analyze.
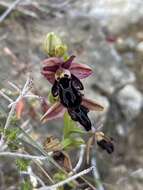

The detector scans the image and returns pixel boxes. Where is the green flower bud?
[43,32,67,57]
[55,44,67,57]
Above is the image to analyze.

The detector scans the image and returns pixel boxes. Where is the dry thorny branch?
[0,0,74,23]
[0,29,114,189]
[0,75,98,189]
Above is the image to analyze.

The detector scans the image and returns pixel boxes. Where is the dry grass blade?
[0,0,23,22]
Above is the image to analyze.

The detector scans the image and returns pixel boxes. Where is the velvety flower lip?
[41,55,93,84]
[40,98,104,123]
[95,132,114,154]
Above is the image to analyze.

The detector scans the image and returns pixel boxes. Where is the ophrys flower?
[41,55,93,84]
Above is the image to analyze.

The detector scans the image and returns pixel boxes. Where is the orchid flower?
[95,132,114,154]
[41,55,93,84]
[41,55,104,131]
[40,97,104,125]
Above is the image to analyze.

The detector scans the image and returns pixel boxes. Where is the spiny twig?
[0,91,13,103]
[0,75,41,134]
[0,152,52,160]
[19,126,96,189]
[0,76,97,190]
[38,166,95,190]
[4,105,15,133]
[33,159,54,184]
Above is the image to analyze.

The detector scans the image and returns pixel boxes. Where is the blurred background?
[0,0,143,190]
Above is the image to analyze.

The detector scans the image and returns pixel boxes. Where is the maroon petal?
[41,70,55,84]
[82,98,104,111]
[62,55,75,69]
[40,102,66,122]
[69,63,93,79]
[42,57,62,72]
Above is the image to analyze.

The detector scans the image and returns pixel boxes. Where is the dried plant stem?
[4,104,16,133]
[22,148,54,185]
[1,77,96,190]
[33,160,54,184]
[3,76,30,134]
[0,91,13,103]
[8,81,20,92]
[0,152,51,160]
[19,126,62,171]
[91,150,104,190]
[19,127,96,189]
[0,0,23,23]
[72,144,85,173]
[1,76,40,135]
[38,166,95,190]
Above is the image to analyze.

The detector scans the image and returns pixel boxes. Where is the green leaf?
[61,137,84,150]
[68,126,86,135]
[54,172,67,182]
[54,172,75,190]
[5,127,20,142]
[4,127,21,150]
[63,112,85,149]
[73,138,85,146]
[16,158,30,171]
[10,115,20,126]
[21,179,32,190]
[61,138,73,149]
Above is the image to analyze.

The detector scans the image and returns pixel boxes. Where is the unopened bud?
[55,44,67,57]
[43,32,67,57]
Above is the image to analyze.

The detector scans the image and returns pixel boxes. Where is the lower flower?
[40,97,104,131]
[95,132,114,154]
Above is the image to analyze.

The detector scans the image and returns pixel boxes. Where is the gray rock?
[66,0,143,34]
[62,16,136,95]
[136,41,143,53]
[116,85,143,120]
[88,0,143,33]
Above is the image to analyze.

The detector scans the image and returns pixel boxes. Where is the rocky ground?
[0,0,143,190]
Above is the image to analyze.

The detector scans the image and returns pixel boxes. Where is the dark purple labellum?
[51,74,83,108]
[51,73,92,131]
[97,139,114,154]
[68,105,91,131]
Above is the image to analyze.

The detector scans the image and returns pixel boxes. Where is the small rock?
[136,41,143,53]
[131,168,143,179]
[116,85,143,120]
[116,37,127,52]
[136,32,143,40]
[116,124,126,137]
